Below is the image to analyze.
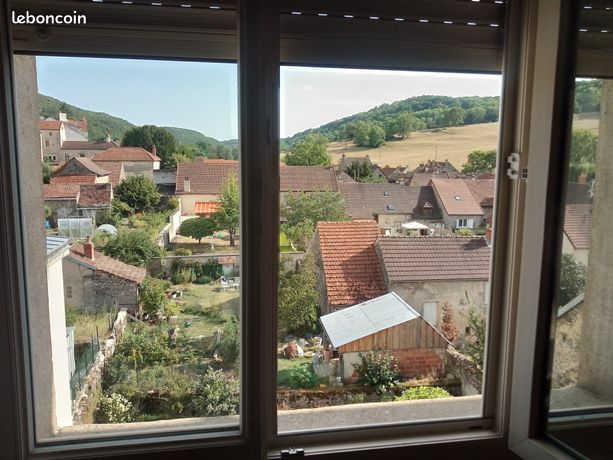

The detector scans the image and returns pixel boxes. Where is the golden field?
[326,113,599,170]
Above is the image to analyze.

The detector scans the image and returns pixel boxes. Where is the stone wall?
[552,302,582,389]
[93,271,139,313]
[157,208,181,249]
[446,347,482,396]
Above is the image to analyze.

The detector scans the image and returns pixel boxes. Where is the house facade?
[376,236,491,338]
[62,239,146,313]
[561,204,592,265]
[92,146,161,174]
[430,178,485,230]
[40,112,89,162]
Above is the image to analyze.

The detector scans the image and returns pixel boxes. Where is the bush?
[288,364,316,388]
[114,175,160,213]
[194,275,213,285]
[112,325,177,368]
[96,393,134,423]
[97,208,120,227]
[396,386,451,401]
[192,368,239,417]
[171,267,196,285]
[353,351,400,394]
[102,230,162,268]
[218,317,240,367]
[140,276,169,317]
[201,260,223,279]
[175,248,192,256]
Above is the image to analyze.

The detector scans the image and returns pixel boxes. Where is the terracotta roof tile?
[93,161,124,186]
[50,175,97,185]
[377,236,491,282]
[280,165,338,192]
[69,244,146,284]
[93,147,161,162]
[78,183,113,207]
[464,178,495,208]
[317,221,387,307]
[563,204,592,250]
[61,140,119,150]
[43,184,80,200]
[52,157,110,178]
[431,178,484,216]
[39,120,62,130]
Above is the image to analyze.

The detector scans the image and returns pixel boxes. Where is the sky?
[36,57,502,141]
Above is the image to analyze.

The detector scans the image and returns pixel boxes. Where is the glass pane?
[277,64,503,432]
[546,3,613,457]
[14,53,240,439]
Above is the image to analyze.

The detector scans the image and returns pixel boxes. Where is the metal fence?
[69,331,100,401]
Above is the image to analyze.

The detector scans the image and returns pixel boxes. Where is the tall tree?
[559,254,587,306]
[569,129,598,181]
[278,255,319,335]
[122,125,177,167]
[285,134,331,166]
[178,217,216,243]
[114,175,161,213]
[212,174,240,246]
[102,230,162,267]
[462,149,497,174]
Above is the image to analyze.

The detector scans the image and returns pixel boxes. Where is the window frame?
[0,0,587,458]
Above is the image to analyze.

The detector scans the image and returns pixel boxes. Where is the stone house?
[40,113,89,163]
[375,236,491,338]
[312,220,387,316]
[320,292,449,382]
[62,239,146,313]
[561,204,592,266]
[92,146,161,175]
[43,182,113,227]
[430,178,485,230]
[463,178,495,222]
[60,138,119,161]
[175,158,338,215]
[50,156,111,185]
[339,183,443,235]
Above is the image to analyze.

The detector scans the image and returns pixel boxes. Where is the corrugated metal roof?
[320,292,419,348]
[46,236,70,258]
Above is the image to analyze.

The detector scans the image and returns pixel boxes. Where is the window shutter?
[468,218,474,228]
[577,0,613,77]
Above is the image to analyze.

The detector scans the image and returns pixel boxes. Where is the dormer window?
[454,194,463,200]
[387,204,395,211]
[383,191,390,196]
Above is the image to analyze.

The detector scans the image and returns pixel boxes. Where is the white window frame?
[0,0,587,458]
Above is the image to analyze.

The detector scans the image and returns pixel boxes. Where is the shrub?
[171,267,196,285]
[175,248,192,256]
[201,260,223,279]
[140,276,169,317]
[288,364,316,388]
[113,325,177,368]
[194,275,213,285]
[278,255,318,335]
[97,208,120,227]
[462,299,486,369]
[353,351,400,394]
[114,175,161,213]
[396,386,451,401]
[102,229,162,268]
[192,368,239,417]
[559,253,587,306]
[218,317,240,367]
[112,197,134,217]
[96,393,134,423]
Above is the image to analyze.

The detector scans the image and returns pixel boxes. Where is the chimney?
[184,177,191,192]
[151,144,157,157]
[58,112,67,122]
[84,236,95,260]
[105,133,111,142]
[578,173,587,184]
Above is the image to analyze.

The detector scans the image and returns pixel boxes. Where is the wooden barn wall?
[338,319,447,353]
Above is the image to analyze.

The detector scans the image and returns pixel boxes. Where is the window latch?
[281,447,305,457]
[506,152,520,180]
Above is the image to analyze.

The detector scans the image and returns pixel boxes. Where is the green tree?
[569,129,598,181]
[281,191,348,229]
[278,255,319,335]
[42,160,53,184]
[102,230,162,267]
[462,298,486,369]
[394,112,420,138]
[367,124,386,147]
[285,134,331,166]
[178,217,216,243]
[139,276,169,317]
[574,79,601,113]
[114,175,161,213]
[166,153,191,170]
[347,160,374,182]
[353,121,371,146]
[218,317,240,367]
[462,149,497,174]
[122,125,177,167]
[443,107,466,126]
[559,253,587,306]
[58,101,73,117]
[212,174,239,247]
[193,369,239,417]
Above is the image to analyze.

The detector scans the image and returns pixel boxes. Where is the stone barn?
[320,292,449,383]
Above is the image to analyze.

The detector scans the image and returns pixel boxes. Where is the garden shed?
[320,292,450,382]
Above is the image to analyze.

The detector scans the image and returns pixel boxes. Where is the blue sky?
[37,57,502,141]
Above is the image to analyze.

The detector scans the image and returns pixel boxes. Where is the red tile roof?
[194,202,220,215]
[43,184,80,200]
[431,178,484,216]
[61,140,119,150]
[563,204,592,250]
[92,161,124,186]
[69,244,146,284]
[376,236,491,282]
[176,160,337,195]
[317,221,387,307]
[464,178,495,208]
[78,183,113,207]
[93,147,161,162]
[50,175,97,185]
[39,120,62,130]
[52,157,110,178]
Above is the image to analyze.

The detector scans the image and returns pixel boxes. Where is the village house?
[312,220,387,316]
[375,236,491,337]
[43,182,113,227]
[60,138,120,161]
[175,158,338,215]
[45,236,74,428]
[320,292,449,382]
[339,183,442,235]
[92,146,161,175]
[50,156,111,185]
[562,204,592,266]
[40,112,89,162]
[430,177,485,230]
[371,165,404,183]
[463,178,495,222]
[62,238,146,313]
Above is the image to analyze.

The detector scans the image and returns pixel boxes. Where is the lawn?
[277,356,311,386]
[65,306,113,341]
[279,231,294,253]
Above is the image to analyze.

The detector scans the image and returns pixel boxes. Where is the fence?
[69,331,100,401]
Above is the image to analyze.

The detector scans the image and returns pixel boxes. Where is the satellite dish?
[96,224,118,236]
